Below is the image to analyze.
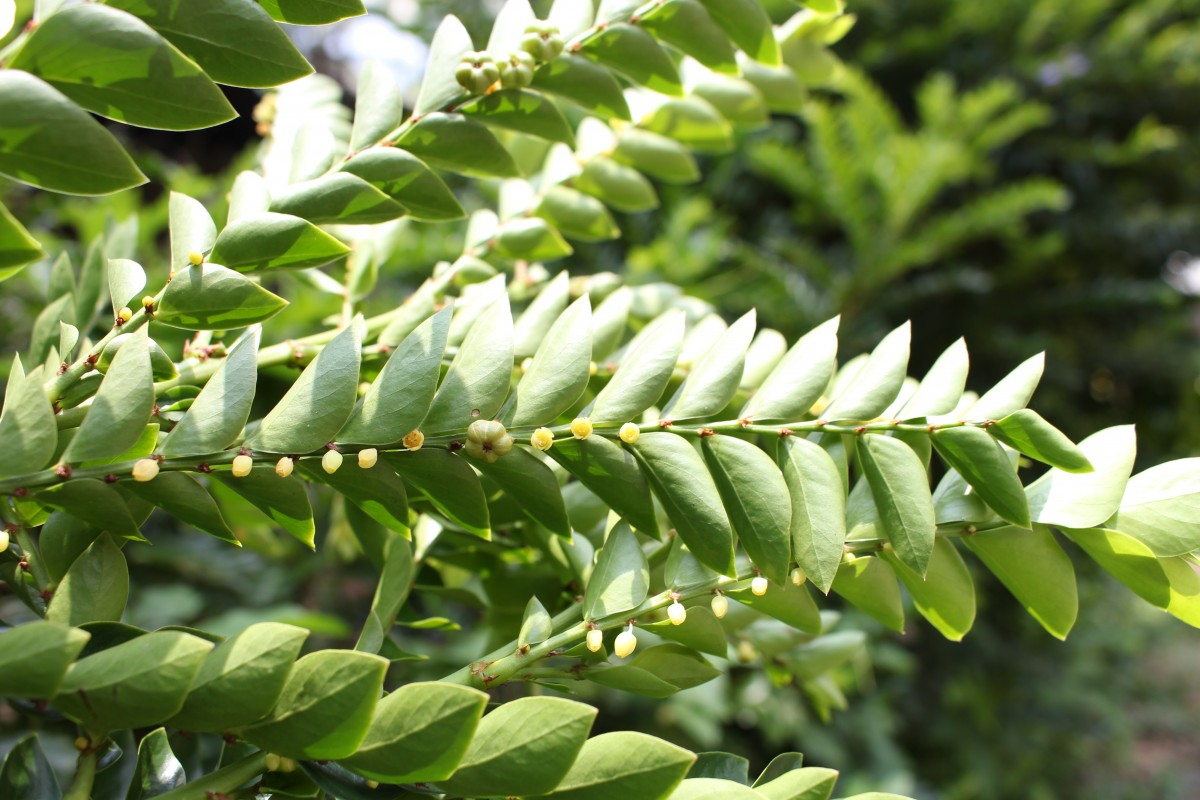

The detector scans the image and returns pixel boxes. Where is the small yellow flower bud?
[791,567,807,586]
[231,454,253,477]
[667,601,686,626]
[0,530,8,552]
[141,295,155,309]
[117,306,133,323]
[586,628,604,652]
[279,757,297,773]
[465,420,513,463]
[520,357,533,373]
[737,639,756,663]
[131,458,159,482]
[711,594,728,619]
[264,753,281,772]
[619,422,640,444]
[74,737,89,752]
[530,427,554,451]
[613,627,637,658]
[322,449,343,474]
[842,552,859,565]
[570,417,593,439]
[188,251,204,266]
[588,361,598,376]
[275,456,294,478]
[403,430,424,451]
[366,780,380,789]
[358,448,378,469]
[751,576,769,596]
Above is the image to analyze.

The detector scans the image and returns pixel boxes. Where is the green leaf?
[783,630,865,680]
[228,170,272,221]
[962,525,1077,639]
[167,194,215,275]
[519,595,554,649]
[0,366,56,477]
[589,643,721,697]
[350,60,402,150]
[779,436,846,594]
[742,317,838,422]
[96,333,175,381]
[588,309,685,424]
[0,736,62,800]
[28,479,135,539]
[584,521,650,620]
[641,97,734,154]
[168,622,308,732]
[241,650,388,760]
[495,217,574,261]
[473,447,570,537]
[53,630,213,730]
[124,473,237,544]
[385,450,490,538]
[580,23,684,95]
[159,328,261,457]
[107,257,147,313]
[0,622,89,698]
[692,76,770,129]
[830,555,904,632]
[461,89,575,145]
[756,767,836,800]
[340,682,488,783]
[574,156,659,213]
[339,308,449,445]
[125,728,185,799]
[397,113,521,178]
[440,696,596,797]
[882,538,975,641]
[642,0,739,74]
[249,321,362,453]
[63,329,153,463]
[696,0,781,65]
[0,201,43,276]
[613,129,700,184]
[156,263,287,330]
[702,435,792,584]
[822,322,909,421]
[212,467,316,548]
[537,731,696,800]
[533,55,631,120]
[643,606,728,658]
[508,296,592,426]
[0,70,146,194]
[210,213,349,272]
[535,186,619,242]
[1026,425,1136,529]
[299,458,409,533]
[254,0,365,25]
[548,436,660,535]
[414,14,472,116]
[857,435,936,575]
[633,433,736,576]
[10,5,235,130]
[1108,458,1200,557]
[901,338,968,419]
[987,409,1092,473]
[966,353,1044,420]
[932,426,1030,527]
[269,172,406,225]
[422,297,514,434]
[741,60,807,115]
[664,311,756,421]
[340,148,464,221]
[728,579,822,633]
[102,0,311,88]
[45,533,129,626]
[355,536,416,653]
[670,778,765,799]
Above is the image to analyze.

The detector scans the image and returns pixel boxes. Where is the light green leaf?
[241,650,388,760]
[513,271,570,358]
[508,296,592,426]
[580,23,684,95]
[340,147,464,222]
[1108,458,1200,557]
[883,538,975,641]
[642,0,738,74]
[779,436,846,594]
[664,310,756,421]
[643,606,728,658]
[641,97,734,154]
[756,767,837,800]
[740,59,807,115]
[830,555,904,632]
[538,731,695,800]
[0,366,56,477]
[340,682,488,783]
[397,113,521,178]
[0,622,90,699]
[414,14,472,116]
[227,170,272,222]
[440,697,596,797]
[533,55,631,120]
[0,201,43,276]
[301,458,410,533]
[633,433,736,576]
[160,328,260,457]
[589,643,720,697]
[857,434,936,575]
[495,217,574,261]
[107,257,147,314]
[574,156,659,213]
[741,316,837,422]
[702,435,792,584]
[0,736,62,800]
[932,426,1030,527]
[987,409,1092,473]
[592,287,633,361]
[355,536,416,653]
[547,436,659,535]
[696,0,780,64]
[588,309,685,424]
[900,338,968,419]
[784,630,865,679]
[156,263,287,330]
[124,472,236,544]
[11,5,235,130]
[692,76,770,129]
[519,595,554,649]
[212,467,316,548]
[422,297,513,434]
[1026,425,1136,529]
[386,450,490,538]
[350,60,402,150]
[728,579,822,633]
[669,778,765,800]
[45,533,128,626]
[210,212,349,272]
[53,630,213,730]
[473,447,570,537]
[584,521,650,620]
[963,524,1077,639]
[249,321,362,453]
[64,328,153,463]
[536,186,619,242]
[39,480,143,543]
[461,89,575,145]
[254,0,365,25]
[966,353,1044,420]
[269,172,406,225]
[822,322,909,421]
[0,70,146,194]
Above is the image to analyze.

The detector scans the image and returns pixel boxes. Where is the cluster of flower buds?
[499,51,537,89]
[465,419,515,463]
[455,22,563,96]
[521,22,565,62]
[455,51,501,95]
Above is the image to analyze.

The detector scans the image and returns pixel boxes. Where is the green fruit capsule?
[500,51,536,89]
[520,22,564,62]
[456,51,500,95]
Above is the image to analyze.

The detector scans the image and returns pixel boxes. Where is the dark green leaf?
[752,754,807,788]
[742,316,838,422]
[40,479,143,541]
[210,212,349,272]
[159,328,260,457]
[385,450,490,538]
[857,435,936,576]
[932,426,1030,527]
[125,728,184,799]
[397,113,521,178]
[62,328,153,462]
[589,643,721,697]
[727,579,822,633]
[547,436,659,535]
[508,295,593,426]
[533,55,631,120]
[641,0,739,74]
[588,309,685,424]
[882,538,975,641]
[254,0,365,25]
[270,172,406,225]
[830,555,904,632]
[421,297,513,434]
[0,202,43,276]
[584,521,650,620]
[987,409,1092,473]
[702,435,791,584]
[664,311,756,421]
[355,536,416,653]
[0,622,90,698]
[696,0,781,64]
[519,595,554,649]
[157,263,287,330]
[299,458,409,532]
[0,736,61,800]
[779,436,846,594]
[46,533,128,626]
[580,23,684,95]
[643,606,728,658]
[461,89,575,145]
[124,473,237,544]
[962,525,1077,639]
[212,467,316,548]
[340,148,464,221]
[473,447,570,537]
[0,366,56,477]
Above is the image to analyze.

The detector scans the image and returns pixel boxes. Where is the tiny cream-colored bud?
[570,417,593,439]
[275,456,294,478]
[791,567,807,586]
[264,753,282,772]
[231,454,253,477]
[74,737,90,752]
[588,361,598,376]
[619,422,640,444]
[711,594,728,619]
[751,576,769,596]
[667,601,686,626]
[0,530,8,552]
[358,448,378,469]
[188,251,204,266]
[117,306,133,323]
[366,780,380,789]
[132,458,159,482]
[322,449,343,474]
[141,295,155,309]
[613,627,637,658]
[403,430,424,451]
[737,639,756,663]
[531,427,554,451]
[520,357,533,373]
[279,757,297,774]
[586,628,604,652]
